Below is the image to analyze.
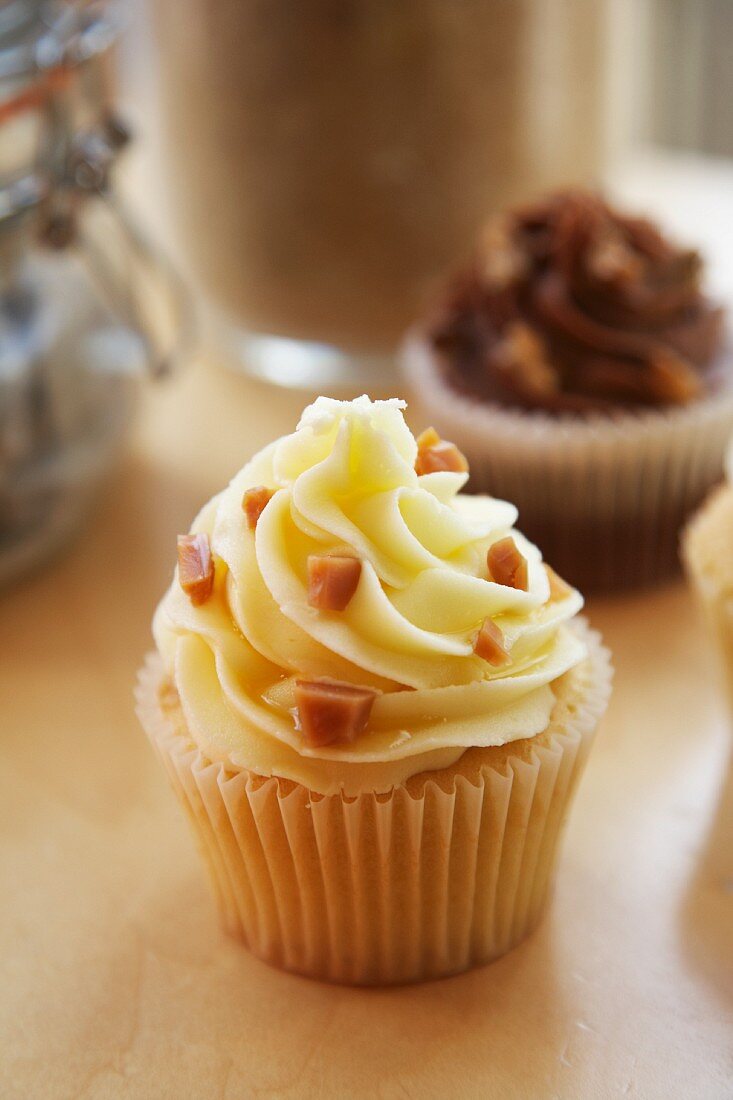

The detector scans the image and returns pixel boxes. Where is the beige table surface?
[1,355,732,1100]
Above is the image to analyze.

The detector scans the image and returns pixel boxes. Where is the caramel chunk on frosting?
[415,427,469,476]
[487,536,528,590]
[416,426,441,449]
[544,563,573,602]
[295,679,378,747]
[242,486,275,529]
[307,554,362,611]
[177,533,215,606]
[473,618,510,666]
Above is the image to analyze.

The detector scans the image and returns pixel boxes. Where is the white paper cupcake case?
[136,623,611,986]
[403,338,733,591]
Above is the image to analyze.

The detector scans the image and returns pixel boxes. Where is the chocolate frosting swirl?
[430,191,725,412]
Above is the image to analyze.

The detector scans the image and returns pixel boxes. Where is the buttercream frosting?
[154,396,587,794]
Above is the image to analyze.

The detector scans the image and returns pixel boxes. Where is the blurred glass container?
[0,0,188,586]
[155,0,610,388]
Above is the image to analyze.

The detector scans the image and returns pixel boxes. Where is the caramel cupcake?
[137,397,611,984]
[683,440,733,712]
[403,191,733,591]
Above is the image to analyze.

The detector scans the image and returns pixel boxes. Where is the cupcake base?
[403,337,733,593]
[683,483,733,712]
[136,624,611,986]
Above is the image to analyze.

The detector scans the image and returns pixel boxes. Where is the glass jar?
[0,0,189,586]
[155,0,609,388]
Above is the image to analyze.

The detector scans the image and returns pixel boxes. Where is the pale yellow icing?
[154,396,587,795]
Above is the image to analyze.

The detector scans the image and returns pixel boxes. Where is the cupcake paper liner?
[136,623,611,985]
[683,483,733,714]
[403,338,733,592]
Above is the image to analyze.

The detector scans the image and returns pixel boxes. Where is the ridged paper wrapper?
[403,337,733,592]
[683,483,733,714]
[136,623,611,985]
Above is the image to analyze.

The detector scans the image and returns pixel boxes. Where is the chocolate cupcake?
[403,191,733,590]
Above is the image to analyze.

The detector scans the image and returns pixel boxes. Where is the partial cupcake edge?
[682,481,733,602]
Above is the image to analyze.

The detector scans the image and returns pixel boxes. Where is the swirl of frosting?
[430,190,725,413]
[154,397,587,795]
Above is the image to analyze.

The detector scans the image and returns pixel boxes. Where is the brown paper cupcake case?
[136,622,611,985]
[403,338,733,592]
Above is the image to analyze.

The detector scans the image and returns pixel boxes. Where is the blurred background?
[1,0,732,583]
[121,1,733,356]
[118,0,733,382]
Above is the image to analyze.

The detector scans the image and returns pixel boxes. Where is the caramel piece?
[544,563,573,602]
[416,426,441,450]
[177,533,215,606]
[493,322,560,401]
[587,229,643,285]
[487,537,528,591]
[415,428,469,476]
[474,618,510,667]
[307,554,362,611]
[242,486,275,529]
[295,679,378,747]
[478,222,527,288]
[647,350,702,405]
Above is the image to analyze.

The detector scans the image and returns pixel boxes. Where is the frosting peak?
[154,397,587,794]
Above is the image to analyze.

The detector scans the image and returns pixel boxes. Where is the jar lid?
[0,1,120,88]
[0,1,122,230]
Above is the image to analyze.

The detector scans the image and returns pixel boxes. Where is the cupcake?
[403,190,733,591]
[683,439,733,712]
[137,396,611,984]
